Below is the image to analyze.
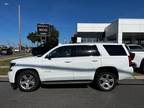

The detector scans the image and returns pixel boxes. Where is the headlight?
[10,63,16,69]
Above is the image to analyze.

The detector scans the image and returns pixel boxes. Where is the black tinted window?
[49,46,73,58]
[75,45,100,57]
[128,45,144,51]
[104,45,127,56]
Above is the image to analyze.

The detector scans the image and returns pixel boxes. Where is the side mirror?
[45,55,51,60]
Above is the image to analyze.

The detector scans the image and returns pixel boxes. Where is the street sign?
[37,24,50,35]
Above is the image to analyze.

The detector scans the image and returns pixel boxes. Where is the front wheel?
[94,71,117,91]
[16,70,40,92]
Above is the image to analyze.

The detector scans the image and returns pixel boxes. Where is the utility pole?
[4,1,22,52]
[18,1,22,52]
[4,0,22,52]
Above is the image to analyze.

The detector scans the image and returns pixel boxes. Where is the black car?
[32,44,51,56]
[0,48,13,55]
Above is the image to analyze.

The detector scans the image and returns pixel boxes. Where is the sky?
[0,0,144,46]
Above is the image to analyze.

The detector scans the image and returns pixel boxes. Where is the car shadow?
[0,79,144,89]
[41,84,88,89]
[118,79,144,85]
[0,80,8,82]
[119,83,144,85]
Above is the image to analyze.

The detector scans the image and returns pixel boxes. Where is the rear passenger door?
[102,45,129,68]
[72,45,101,80]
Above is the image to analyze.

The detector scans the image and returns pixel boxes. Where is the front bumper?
[8,70,18,89]
[8,70,16,83]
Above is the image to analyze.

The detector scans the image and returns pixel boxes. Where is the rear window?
[103,45,127,56]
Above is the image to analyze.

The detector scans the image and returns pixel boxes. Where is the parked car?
[32,44,51,56]
[0,48,13,55]
[8,43,133,92]
[126,44,144,73]
[14,48,20,52]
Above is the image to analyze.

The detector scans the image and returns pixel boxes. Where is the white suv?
[8,43,133,92]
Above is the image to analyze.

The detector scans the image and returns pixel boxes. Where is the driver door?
[42,46,74,81]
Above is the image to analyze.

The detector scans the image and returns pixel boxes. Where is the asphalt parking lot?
[0,79,144,108]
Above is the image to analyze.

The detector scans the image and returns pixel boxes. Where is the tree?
[27,32,41,44]
[46,28,59,49]
[27,25,59,47]
[27,24,59,55]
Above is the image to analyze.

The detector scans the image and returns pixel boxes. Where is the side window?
[49,46,72,58]
[74,45,100,57]
[103,45,127,56]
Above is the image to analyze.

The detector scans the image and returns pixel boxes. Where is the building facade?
[72,18,144,46]
[72,23,109,43]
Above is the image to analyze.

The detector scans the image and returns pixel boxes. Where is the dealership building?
[72,18,144,45]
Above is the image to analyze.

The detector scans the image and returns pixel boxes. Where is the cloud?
[4,3,9,6]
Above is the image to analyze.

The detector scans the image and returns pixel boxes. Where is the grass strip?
[0,68,9,75]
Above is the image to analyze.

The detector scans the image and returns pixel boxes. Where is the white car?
[8,43,133,92]
[126,44,144,73]
[14,48,20,52]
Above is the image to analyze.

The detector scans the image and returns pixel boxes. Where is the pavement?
[0,79,144,108]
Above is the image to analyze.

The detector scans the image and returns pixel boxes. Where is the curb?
[0,75,8,82]
[0,66,9,68]
[134,75,144,80]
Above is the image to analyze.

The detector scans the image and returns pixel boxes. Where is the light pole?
[18,1,22,52]
[5,0,22,52]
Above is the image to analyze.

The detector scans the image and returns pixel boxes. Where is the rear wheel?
[16,70,40,92]
[94,71,117,91]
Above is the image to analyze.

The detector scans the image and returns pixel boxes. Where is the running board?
[41,80,92,85]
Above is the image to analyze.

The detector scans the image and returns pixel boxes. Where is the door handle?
[64,61,72,63]
[92,60,98,62]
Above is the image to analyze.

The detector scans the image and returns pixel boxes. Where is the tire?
[94,70,117,91]
[141,65,144,73]
[16,70,40,92]
[139,60,144,74]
